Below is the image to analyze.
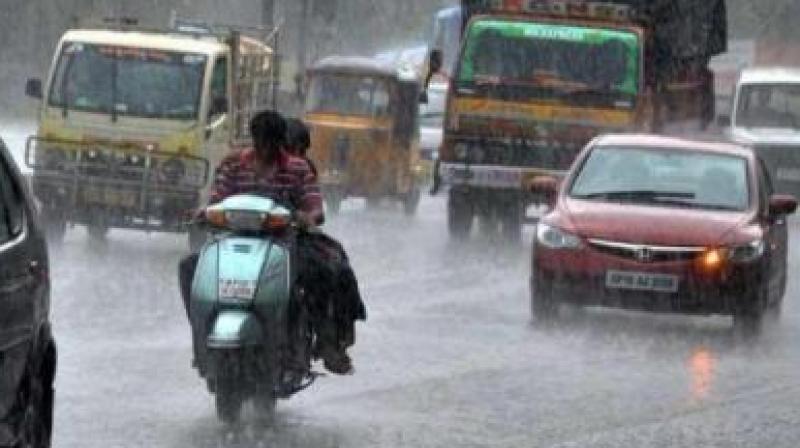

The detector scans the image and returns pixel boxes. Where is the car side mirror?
[26,78,43,99]
[717,114,731,128]
[428,49,443,75]
[528,175,560,207]
[769,194,798,216]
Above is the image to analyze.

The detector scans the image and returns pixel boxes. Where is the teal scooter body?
[189,195,310,424]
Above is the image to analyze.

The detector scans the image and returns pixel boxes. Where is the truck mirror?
[209,97,228,118]
[717,114,731,128]
[26,78,43,100]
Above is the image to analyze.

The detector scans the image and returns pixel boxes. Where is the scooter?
[190,194,316,425]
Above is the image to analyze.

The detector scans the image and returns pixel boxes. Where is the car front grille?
[588,239,705,263]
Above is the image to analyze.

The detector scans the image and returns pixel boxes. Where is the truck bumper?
[439,162,564,190]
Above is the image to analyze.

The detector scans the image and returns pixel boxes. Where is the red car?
[531,134,798,334]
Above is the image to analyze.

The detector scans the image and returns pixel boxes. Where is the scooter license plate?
[218,279,257,300]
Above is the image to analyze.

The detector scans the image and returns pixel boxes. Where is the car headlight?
[536,223,582,249]
[728,239,765,263]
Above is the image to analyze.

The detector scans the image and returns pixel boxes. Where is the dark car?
[531,134,798,335]
[0,137,56,447]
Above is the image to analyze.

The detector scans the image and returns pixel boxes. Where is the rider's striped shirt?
[209,148,324,219]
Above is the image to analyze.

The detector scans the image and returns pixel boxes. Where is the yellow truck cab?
[24,20,277,244]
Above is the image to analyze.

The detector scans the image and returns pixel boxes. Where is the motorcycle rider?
[179,110,364,374]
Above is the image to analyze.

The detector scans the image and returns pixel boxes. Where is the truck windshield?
[306,74,391,117]
[48,42,207,120]
[457,20,640,107]
[736,84,800,130]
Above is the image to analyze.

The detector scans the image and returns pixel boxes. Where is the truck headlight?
[453,142,469,162]
[536,223,582,249]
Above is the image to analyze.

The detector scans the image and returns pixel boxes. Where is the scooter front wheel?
[215,376,243,425]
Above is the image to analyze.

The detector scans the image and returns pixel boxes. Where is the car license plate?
[776,167,800,182]
[218,279,257,300]
[606,270,679,293]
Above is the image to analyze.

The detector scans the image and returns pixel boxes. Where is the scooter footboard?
[207,311,264,350]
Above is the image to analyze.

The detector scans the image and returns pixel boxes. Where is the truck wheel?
[448,191,474,239]
[215,376,243,425]
[500,202,523,243]
[87,224,109,241]
[40,207,67,245]
[402,188,421,216]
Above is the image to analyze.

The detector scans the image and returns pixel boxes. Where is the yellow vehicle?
[24,18,278,244]
[304,57,424,215]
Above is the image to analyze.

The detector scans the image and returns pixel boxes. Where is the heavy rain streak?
[3,1,800,447]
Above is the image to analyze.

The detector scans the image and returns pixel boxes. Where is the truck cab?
[725,67,800,196]
[25,22,277,244]
[430,0,726,240]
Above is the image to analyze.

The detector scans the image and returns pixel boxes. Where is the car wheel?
[448,190,474,240]
[18,340,55,448]
[530,273,559,324]
[733,285,768,339]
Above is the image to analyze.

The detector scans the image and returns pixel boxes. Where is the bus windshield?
[457,20,640,108]
[49,42,207,120]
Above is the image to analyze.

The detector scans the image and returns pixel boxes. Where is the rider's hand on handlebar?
[293,211,317,231]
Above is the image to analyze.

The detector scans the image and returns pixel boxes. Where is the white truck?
[722,67,800,196]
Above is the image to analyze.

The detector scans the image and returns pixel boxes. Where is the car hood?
[731,127,800,146]
[561,198,751,246]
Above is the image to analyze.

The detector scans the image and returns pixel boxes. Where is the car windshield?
[736,83,800,129]
[306,74,391,116]
[456,19,640,107]
[570,146,750,211]
[49,42,207,120]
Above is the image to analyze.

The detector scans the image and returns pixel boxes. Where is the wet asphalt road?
[4,123,800,447]
[44,197,800,448]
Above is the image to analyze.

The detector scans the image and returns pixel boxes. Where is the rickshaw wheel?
[402,188,421,216]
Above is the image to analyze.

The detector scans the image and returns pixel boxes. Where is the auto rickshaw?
[304,56,424,215]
